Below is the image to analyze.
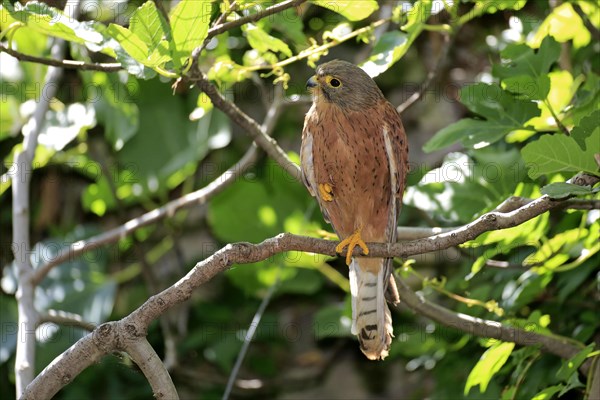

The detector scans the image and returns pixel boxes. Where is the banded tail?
[349,258,398,360]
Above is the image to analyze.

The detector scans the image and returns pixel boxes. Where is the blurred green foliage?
[1,0,599,399]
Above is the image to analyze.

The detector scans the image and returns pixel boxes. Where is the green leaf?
[129,1,170,52]
[311,0,378,21]
[527,71,584,131]
[493,36,561,100]
[521,133,600,179]
[530,3,591,49]
[524,228,588,270]
[2,1,105,45]
[472,0,527,15]
[245,24,292,58]
[571,110,600,151]
[541,183,593,199]
[361,0,432,77]
[169,0,211,70]
[424,84,538,152]
[531,385,564,400]
[106,24,150,65]
[82,72,139,150]
[465,341,515,395]
[556,344,595,382]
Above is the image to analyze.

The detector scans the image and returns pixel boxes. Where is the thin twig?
[38,310,96,332]
[397,32,453,114]
[206,0,307,39]
[222,276,279,400]
[0,43,123,71]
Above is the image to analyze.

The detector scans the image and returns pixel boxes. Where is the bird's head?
[306,60,384,111]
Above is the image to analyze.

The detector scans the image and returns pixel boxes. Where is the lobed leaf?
[493,36,561,100]
[424,84,538,152]
[521,133,599,179]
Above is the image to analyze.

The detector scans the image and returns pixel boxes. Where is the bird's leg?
[335,227,369,265]
[318,183,334,202]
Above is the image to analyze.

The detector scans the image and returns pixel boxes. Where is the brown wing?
[380,99,409,244]
[379,100,408,304]
[301,105,331,223]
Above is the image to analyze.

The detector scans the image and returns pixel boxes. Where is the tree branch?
[397,32,453,114]
[11,1,82,394]
[31,84,284,285]
[195,74,301,180]
[0,43,122,71]
[205,0,307,39]
[38,310,96,332]
[21,192,589,399]
[126,339,179,400]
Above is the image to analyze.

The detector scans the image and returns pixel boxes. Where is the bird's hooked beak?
[306,75,318,90]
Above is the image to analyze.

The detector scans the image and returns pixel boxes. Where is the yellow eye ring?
[325,76,342,88]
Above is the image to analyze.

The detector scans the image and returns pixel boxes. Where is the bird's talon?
[336,228,369,265]
[318,183,334,202]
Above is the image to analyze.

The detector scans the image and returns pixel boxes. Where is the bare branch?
[0,43,122,71]
[127,339,179,400]
[38,310,96,332]
[21,329,108,400]
[12,1,82,393]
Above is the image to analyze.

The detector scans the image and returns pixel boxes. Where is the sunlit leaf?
[465,341,515,395]
[245,23,292,58]
[527,71,584,131]
[530,3,591,48]
[311,0,378,21]
[1,1,105,45]
[361,0,432,77]
[169,0,211,69]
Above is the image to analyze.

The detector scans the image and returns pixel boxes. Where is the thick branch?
[22,192,588,398]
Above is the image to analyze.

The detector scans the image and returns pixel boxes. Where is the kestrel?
[301,60,409,360]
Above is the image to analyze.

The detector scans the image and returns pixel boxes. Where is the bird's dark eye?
[330,78,341,87]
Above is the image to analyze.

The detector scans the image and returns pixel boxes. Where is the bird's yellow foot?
[318,183,334,202]
[335,228,369,265]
